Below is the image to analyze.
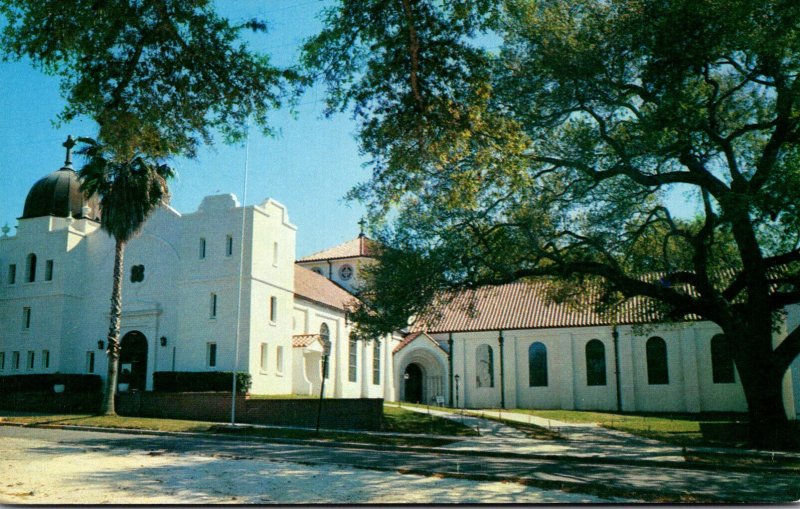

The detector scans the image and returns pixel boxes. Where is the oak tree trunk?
[729,324,799,450]
[100,238,125,415]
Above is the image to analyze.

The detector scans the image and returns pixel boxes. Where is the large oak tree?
[304,0,800,449]
[1,0,298,413]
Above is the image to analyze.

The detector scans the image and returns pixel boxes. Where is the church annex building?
[1,147,799,418]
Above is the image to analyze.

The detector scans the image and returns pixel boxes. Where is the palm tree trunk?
[100,238,125,415]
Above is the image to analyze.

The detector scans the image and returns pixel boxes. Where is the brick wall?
[117,392,383,430]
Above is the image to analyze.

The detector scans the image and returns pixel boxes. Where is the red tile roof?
[412,279,700,333]
[297,235,380,262]
[392,332,448,354]
[294,266,360,312]
[292,334,323,348]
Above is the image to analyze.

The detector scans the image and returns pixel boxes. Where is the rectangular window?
[12,351,20,370]
[272,242,279,266]
[260,343,268,371]
[8,264,16,284]
[42,350,50,369]
[0,352,5,370]
[349,337,357,382]
[27,351,35,370]
[210,293,217,318]
[373,340,381,385]
[207,342,217,368]
[44,260,53,281]
[225,235,233,256]
[276,345,284,374]
[22,307,31,330]
[199,238,206,259]
[86,351,95,373]
[269,296,277,323]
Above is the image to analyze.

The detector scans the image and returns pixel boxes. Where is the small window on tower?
[8,264,16,284]
[270,296,278,323]
[207,343,217,368]
[339,264,353,281]
[225,235,233,256]
[86,351,95,373]
[130,264,145,283]
[44,260,53,281]
[26,351,35,370]
[199,238,207,259]
[272,242,279,266]
[210,293,218,319]
[22,307,31,330]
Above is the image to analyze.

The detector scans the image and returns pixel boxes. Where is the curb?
[1,420,796,474]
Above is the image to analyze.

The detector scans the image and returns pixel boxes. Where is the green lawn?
[382,405,478,436]
[506,409,800,449]
[0,406,478,447]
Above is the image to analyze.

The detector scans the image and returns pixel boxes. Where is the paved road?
[0,426,797,503]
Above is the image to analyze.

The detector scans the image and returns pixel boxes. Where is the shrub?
[0,374,102,394]
[153,371,251,393]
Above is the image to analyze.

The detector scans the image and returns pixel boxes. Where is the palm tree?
[77,138,174,415]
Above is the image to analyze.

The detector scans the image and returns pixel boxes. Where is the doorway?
[403,363,423,403]
[120,331,148,391]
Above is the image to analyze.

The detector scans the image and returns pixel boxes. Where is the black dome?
[21,167,100,221]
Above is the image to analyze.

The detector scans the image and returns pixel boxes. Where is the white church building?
[1,143,799,418]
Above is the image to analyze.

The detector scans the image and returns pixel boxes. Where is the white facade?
[0,164,398,399]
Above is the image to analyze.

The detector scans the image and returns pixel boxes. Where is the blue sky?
[0,0,368,258]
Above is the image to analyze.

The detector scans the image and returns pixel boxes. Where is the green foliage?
[305,0,800,445]
[0,374,102,394]
[153,371,252,394]
[77,138,174,243]
[0,0,300,158]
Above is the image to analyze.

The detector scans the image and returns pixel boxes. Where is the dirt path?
[0,430,623,504]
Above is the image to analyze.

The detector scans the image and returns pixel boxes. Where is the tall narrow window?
[199,238,206,259]
[373,340,381,385]
[320,323,330,379]
[646,336,669,385]
[0,352,5,370]
[269,296,277,322]
[86,351,95,373]
[260,343,268,371]
[25,253,36,282]
[225,235,233,256]
[272,242,279,266]
[7,264,16,284]
[585,339,607,386]
[711,334,735,384]
[276,346,284,374]
[44,260,54,281]
[528,342,548,387]
[22,307,31,330]
[476,344,495,388]
[26,351,35,370]
[209,293,217,318]
[207,343,217,368]
[42,350,50,369]
[348,336,358,382]
[12,351,20,370]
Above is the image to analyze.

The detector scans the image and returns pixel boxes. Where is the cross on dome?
[62,135,76,169]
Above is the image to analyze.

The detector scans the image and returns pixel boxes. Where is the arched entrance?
[403,363,423,403]
[120,331,148,391]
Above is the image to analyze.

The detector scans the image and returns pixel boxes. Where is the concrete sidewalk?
[393,404,800,464]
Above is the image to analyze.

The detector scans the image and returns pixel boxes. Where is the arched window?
[475,344,494,388]
[320,323,330,379]
[528,342,548,387]
[710,334,735,384]
[348,336,357,382]
[373,340,381,385]
[646,336,669,385]
[585,339,607,386]
[25,253,36,283]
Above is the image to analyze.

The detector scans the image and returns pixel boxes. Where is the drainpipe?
[448,333,454,407]
[499,330,505,409]
[326,260,333,280]
[612,325,622,412]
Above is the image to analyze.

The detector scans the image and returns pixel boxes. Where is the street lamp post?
[315,340,331,435]
[454,374,460,409]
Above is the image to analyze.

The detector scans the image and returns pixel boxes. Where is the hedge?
[153,371,252,393]
[0,374,102,394]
